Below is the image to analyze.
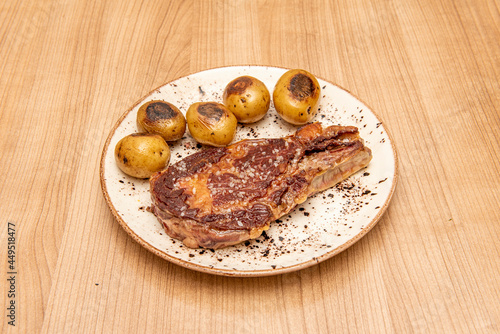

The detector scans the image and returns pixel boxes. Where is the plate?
[100,65,398,277]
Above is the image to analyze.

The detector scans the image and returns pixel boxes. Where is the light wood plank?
[0,0,498,333]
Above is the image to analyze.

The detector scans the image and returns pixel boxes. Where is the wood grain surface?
[1,0,499,332]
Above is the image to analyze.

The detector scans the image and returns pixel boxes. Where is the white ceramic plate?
[100,66,398,277]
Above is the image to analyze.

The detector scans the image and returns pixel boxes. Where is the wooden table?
[1,0,499,332]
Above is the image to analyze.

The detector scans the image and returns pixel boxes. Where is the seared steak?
[150,122,372,249]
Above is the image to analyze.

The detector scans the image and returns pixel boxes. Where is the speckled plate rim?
[100,65,399,277]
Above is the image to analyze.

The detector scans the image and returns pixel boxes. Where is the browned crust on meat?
[150,122,372,248]
[151,203,269,249]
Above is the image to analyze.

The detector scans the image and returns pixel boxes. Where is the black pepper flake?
[119,180,125,183]
[271,265,277,269]
[189,254,195,258]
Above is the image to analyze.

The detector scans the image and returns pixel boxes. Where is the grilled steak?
[150,122,372,249]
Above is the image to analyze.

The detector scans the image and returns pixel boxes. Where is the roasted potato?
[114,133,170,178]
[223,76,270,123]
[137,100,186,141]
[273,69,321,125]
[186,102,237,147]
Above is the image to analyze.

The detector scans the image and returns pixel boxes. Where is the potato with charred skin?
[186,102,237,147]
[223,76,270,123]
[137,100,186,141]
[114,133,170,178]
[273,69,321,125]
